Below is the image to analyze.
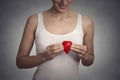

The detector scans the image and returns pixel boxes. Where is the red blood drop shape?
[62,41,72,54]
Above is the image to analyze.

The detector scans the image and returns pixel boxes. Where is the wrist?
[41,52,51,61]
[78,53,87,61]
[38,53,47,62]
[41,54,46,62]
[81,54,94,66]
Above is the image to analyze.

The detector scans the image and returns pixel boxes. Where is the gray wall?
[0,0,120,80]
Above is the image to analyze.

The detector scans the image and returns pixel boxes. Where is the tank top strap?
[35,13,43,36]
[38,13,44,29]
[77,14,83,37]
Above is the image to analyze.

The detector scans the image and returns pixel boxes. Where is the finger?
[71,47,85,55]
[55,48,64,53]
[73,44,84,50]
[52,48,63,54]
[50,46,63,52]
[49,44,63,51]
[51,48,64,57]
[71,44,87,52]
[49,44,63,48]
[54,44,63,48]
[71,44,83,50]
[71,47,83,54]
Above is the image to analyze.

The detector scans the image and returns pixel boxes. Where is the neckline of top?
[40,12,80,36]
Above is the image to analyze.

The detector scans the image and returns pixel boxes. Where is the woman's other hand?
[42,43,64,61]
[71,44,87,59]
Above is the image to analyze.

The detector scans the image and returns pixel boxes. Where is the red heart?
[62,41,72,54]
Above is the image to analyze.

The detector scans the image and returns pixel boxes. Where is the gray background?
[0,0,120,80]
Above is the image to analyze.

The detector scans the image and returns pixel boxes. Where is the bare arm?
[81,16,94,66]
[70,15,94,66]
[16,14,47,69]
[16,14,64,69]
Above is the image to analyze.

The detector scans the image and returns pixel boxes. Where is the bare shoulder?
[24,14,38,33]
[28,14,38,21]
[82,15,94,34]
[26,14,38,27]
[82,16,94,28]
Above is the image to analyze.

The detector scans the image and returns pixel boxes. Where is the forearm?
[16,54,47,69]
[81,54,94,66]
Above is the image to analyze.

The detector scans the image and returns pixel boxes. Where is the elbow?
[83,53,95,67]
[16,63,23,69]
[16,64,23,69]
[82,61,94,67]
[82,59,94,67]
[16,56,24,69]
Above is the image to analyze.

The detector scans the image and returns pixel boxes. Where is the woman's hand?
[42,43,64,61]
[70,44,87,60]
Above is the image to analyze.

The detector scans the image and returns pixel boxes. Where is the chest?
[35,14,84,53]
[43,16,78,35]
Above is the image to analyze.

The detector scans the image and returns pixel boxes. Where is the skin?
[16,0,94,69]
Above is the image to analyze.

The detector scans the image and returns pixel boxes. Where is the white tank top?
[33,13,83,80]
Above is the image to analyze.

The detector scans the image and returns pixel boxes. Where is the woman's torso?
[33,12,83,80]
